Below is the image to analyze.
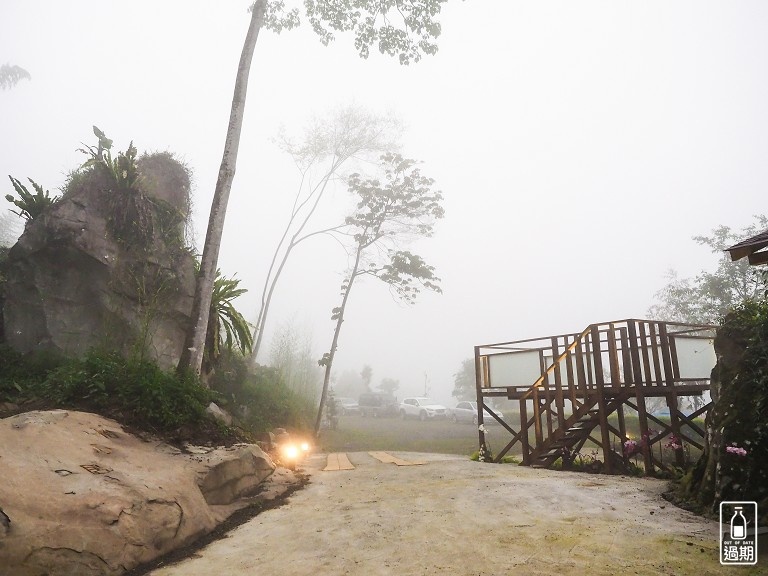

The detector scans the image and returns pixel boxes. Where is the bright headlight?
[283,444,299,460]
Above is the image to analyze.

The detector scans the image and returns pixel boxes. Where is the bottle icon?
[730,506,747,540]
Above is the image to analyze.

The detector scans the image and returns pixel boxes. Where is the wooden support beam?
[552,337,566,430]
[649,323,664,386]
[520,398,530,465]
[607,323,621,391]
[591,325,613,474]
[474,346,486,453]
[659,323,685,467]
[628,321,654,474]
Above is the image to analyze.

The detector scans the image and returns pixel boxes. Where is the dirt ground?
[147,451,763,576]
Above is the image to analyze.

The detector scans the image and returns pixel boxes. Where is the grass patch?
[317,414,510,457]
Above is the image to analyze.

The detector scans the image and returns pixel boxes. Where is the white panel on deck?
[673,336,716,379]
[487,350,542,388]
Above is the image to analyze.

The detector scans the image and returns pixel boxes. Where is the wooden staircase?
[473,319,718,474]
[529,392,631,469]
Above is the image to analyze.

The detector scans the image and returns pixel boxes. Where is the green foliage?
[5,176,58,221]
[0,64,31,90]
[0,348,211,431]
[649,215,768,324]
[205,270,253,372]
[710,298,768,502]
[210,351,315,434]
[77,126,141,192]
[303,0,447,64]
[347,152,444,298]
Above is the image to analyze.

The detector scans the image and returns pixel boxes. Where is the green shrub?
[0,345,64,400]
[0,348,211,431]
[210,351,315,434]
[5,176,59,221]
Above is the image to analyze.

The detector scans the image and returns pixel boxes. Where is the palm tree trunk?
[179,0,267,376]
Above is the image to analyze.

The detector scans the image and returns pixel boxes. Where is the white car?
[449,401,504,425]
[400,397,447,421]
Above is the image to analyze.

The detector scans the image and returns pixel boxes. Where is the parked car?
[449,401,504,425]
[335,397,360,416]
[358,392,399,417]
[400,397,447,421]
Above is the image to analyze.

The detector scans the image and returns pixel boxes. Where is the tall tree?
[452,358,475,401]
[179,1,270,375]
[314,153,444,435]
[648,215,768,324]
[378,377,400,395]
[249,105,400,363]
[0,64,30,90]
[180,1,449,376]
[360,364,373,391]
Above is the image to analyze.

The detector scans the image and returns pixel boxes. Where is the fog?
[2,1,766,406]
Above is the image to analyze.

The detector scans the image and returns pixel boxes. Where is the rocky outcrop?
[1,154,195,369]
[0,410,282,576]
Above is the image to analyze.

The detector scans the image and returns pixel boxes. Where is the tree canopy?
[314,152,444,434]
[0,64,30,90]
[452,358,475,400]
[648,215,768,324]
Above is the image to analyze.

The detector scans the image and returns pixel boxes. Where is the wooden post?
[658,323,685,467]
[628,321,654,474]
[552,337,566,429]
[591,325,613,473]
[474,346,486,454]
[539,349,554,438]
[520,398,530,465]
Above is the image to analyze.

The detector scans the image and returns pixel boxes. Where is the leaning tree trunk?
[314,242,364,436]
[179,0,267,377]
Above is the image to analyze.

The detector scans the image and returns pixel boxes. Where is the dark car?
[358,392,398,417]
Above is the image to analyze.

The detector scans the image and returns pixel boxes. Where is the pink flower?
[726,444,748,457]
[665,434,682,451]
[624,439,639,456]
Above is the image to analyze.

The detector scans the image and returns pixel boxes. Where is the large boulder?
[0,410,279,576]
[1,154,195,369]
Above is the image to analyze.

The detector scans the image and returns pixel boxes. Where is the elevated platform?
[474,319,717,474]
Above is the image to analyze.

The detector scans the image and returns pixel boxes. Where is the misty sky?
[2,1,767,405]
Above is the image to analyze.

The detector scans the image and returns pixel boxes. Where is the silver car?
[450,401,504,425]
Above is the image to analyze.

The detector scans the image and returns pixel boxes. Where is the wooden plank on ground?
[323,453,339,471]
[368,451,425,466]
[336,452,355,470]
[323,453,355,471]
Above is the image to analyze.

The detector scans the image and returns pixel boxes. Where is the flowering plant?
[725,443,748,457]
[665,433,682,451]
[623,439,640,457]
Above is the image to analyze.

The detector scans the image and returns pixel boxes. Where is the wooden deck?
[474,319,717,474]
